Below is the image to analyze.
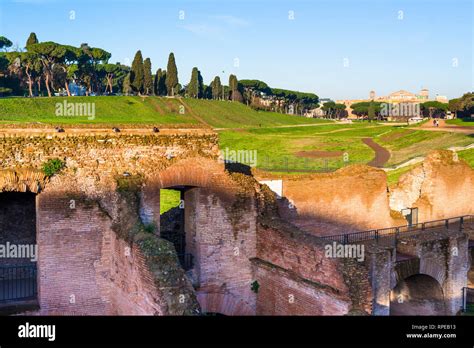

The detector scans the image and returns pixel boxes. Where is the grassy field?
[218,123,474,172]
[0,96,198,125]
[0,96,327,128]
[182,98,328,128]
[458,148,474,167]
[160,189,181,214]
[446,118,474,127]
[1,96,473,177]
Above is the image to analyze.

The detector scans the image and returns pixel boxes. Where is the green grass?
[160,189,181,214]
[0,96,200,125]
[446,118,474,127]
[218,122,474,173]
[386,164,421,187]
[1,96,472,180]
[0,96,330,128]
[458,148,474,167]
[182,98,330,128]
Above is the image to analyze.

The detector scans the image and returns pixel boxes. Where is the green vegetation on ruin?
[41,158,65,177]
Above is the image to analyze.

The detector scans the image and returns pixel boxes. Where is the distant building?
[435,95,448,103]
[337,88,445,119]
[306,98,333,118]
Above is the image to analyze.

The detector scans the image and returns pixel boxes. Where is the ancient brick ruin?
[0,130,472,316]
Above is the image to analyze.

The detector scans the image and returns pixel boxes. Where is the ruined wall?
[36,188,198,315]
[253,220,372,315]
[280,165,400,232]
[393,229,469,315]
[192,188,257,315]
[36,193,113,315]
[267,150,473,235]
[389,151,474,222]
[0,132,219,315]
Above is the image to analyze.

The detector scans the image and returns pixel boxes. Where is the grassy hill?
[0,96,327,128]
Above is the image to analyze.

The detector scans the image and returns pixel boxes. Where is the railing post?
[460,216,464,231]
[463,287,467,313]
[445,219,449,229]
[343,234,348,245]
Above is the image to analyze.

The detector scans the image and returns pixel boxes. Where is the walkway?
[362,138,391,167]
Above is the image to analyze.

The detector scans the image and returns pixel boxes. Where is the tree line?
[0,33,319,113]
[349,95,474,120]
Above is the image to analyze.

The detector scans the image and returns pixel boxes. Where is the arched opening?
[159,186,195,272]
[0,192,38,308]
[390,274,446,315]
[143,158,257,315]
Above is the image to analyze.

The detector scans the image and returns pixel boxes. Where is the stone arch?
[392,258,446,289]
[0,169,46,193]
[141,157,258,316]
[390,274,446,315]
[150,157,237,191]
[197,291,255,316]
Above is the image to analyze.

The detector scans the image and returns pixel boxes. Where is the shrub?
[42,158,65,177]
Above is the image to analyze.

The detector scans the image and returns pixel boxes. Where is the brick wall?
[191,188,257,315]
[253,221,368,315]
[36,191,192,315]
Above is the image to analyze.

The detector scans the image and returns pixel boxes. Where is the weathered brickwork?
[252,220,372,315]
[0,132,468,316]
[192,188,257,315]
[253,259,350,315]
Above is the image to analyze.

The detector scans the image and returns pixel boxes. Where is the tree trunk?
[107,75,113,93]
[65,81,71,96]
[45,73,52,97]
[27,77,33,97]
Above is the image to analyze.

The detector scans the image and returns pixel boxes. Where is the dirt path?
[362,138,391,167]
[418,119,474,134]
[176,98,212,128]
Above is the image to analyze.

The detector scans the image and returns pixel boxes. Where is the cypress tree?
[130,50,144,94]
[154,69,167,96]
[143,58,153,95]
[187,67,199,98]
[211,76,222,100]
[26,32,38,48]
[153,69,160,95]
[229,74,238,101]
[165,52,178,96]
[198,70,204,98]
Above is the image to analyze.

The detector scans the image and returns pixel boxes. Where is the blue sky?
[0,0,472,99]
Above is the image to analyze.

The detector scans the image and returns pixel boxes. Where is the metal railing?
[462,287,474,313]
[0,265,37,303]
[321,215,473,245]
